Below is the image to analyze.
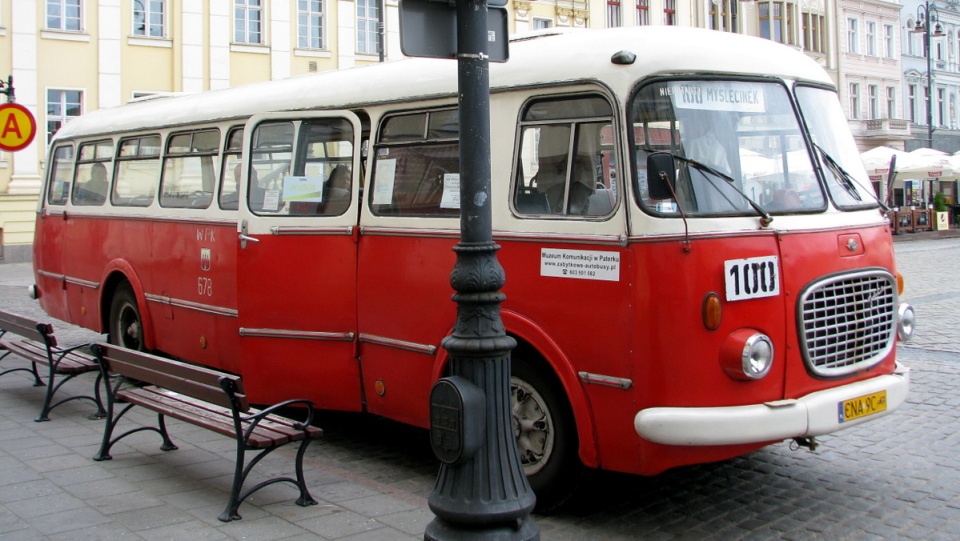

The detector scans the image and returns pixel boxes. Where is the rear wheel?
[109,283,144,351]
[511,359,583,512]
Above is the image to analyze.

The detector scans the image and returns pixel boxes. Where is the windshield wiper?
[673,154,774,227]
[813,143,890,212]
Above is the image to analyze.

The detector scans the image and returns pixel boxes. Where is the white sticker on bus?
[724,255,780,301]
[373,159,397,205]
[541,248,620,282]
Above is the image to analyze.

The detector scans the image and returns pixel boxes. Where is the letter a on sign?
[0,103,37,152]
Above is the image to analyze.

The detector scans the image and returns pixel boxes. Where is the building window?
[663,0,676,26]
[866,21,876,56]
[886,86,896,119]
[297,0,323,49]
[133,0,165,37]
[849,83,860,120]
[868,85,878,119]
[234,0,262,44]
[47,89,82,142]
[357,0,379,54]
[905,19,916,56]
[759,2,792,44]
[636,0,648,25]
[938,87,945,127]
[532,18,552,29]
[802,11,823,53]
[47,0,81,31]
[607,0,621,28]
[847,18,858,54]
[884,24,894,58]
[910,84,918,123]
[709,0,733,32]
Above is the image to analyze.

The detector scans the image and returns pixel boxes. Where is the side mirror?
[646,152,677,200]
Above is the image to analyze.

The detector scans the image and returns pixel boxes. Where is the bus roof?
[53,26,833,141]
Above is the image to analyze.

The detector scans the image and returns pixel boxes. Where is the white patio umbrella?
[860,146,914,176]
[898,148,958,180]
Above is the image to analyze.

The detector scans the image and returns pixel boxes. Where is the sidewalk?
[0,363,433,540]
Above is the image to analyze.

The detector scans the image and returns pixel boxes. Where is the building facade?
[0,0,918,258]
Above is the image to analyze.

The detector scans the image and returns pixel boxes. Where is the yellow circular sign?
[0,103,37,152]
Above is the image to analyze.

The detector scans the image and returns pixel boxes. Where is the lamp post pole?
[916,1,942,205]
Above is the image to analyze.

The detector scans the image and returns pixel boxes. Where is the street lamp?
[914,1,944,149]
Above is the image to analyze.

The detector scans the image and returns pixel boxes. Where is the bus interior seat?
[515,189,549,214]
[585,188,614,216]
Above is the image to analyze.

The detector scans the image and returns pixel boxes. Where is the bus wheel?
[109,284,144,351]
[511,360,582,513]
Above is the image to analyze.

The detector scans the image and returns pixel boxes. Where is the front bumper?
[634,363,910,446]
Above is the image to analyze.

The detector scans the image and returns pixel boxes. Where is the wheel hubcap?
[510,376,555,476]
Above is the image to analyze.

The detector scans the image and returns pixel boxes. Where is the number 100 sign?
[724,255,780,302]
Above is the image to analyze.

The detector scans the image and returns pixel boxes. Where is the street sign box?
[0,103,37,152]
[398,0,509,62]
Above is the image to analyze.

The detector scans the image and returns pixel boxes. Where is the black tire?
[511,359,583,513]
[109,283,145,351]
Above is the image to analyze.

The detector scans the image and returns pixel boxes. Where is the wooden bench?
[91,343,323,522]
[0,310,105,422]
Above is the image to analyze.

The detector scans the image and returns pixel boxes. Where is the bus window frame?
[159,127,222,210]
[510,92,619,220]
[219,126,245,211]
[71,139,115,207]
[113,134,162,208]
[46,143,75,206]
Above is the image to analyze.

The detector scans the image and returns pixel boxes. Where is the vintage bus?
[32,27,915,510]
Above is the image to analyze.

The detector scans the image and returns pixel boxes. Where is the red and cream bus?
[32,27,915,510]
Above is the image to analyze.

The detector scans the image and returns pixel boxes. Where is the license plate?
[838,390,887,423]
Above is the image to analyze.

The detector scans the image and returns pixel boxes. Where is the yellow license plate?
[839,390,887,423]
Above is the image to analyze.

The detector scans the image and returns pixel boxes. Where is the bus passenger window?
[370,109,460,217]
[72,140,114,207]
[513,95,616,218]
[219,128,244,211]
[160,129,220,209]
[46,145,74,206]
[114,135,160,207]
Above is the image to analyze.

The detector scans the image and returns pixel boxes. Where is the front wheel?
[109,283,145,351]
[511,360,583,513]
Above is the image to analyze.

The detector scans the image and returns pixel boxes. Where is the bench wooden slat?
[0,312,57,348]
[100,349,247,412]
[118,386,312,448]
[2,339,98,373]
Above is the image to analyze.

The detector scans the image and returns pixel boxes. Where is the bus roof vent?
[611,50,636,65]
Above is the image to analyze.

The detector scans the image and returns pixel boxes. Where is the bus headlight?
[721,329,774,381]
[897,303,916,342]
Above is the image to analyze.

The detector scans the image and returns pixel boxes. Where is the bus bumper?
[634,363,910,446]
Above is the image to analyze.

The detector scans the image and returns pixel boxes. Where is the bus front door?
[236,111,363,411]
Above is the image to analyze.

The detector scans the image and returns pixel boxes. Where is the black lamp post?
[914,2,944,150]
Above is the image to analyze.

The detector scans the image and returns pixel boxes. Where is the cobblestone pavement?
[1,236,959,540]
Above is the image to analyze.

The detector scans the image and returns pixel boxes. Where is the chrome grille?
[798,270,897,377]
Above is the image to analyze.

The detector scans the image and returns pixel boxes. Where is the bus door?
[236,112,363,410]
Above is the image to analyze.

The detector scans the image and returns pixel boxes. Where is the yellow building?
[0,0,842,260]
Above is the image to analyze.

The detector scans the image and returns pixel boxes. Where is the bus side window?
[513,95,616,218]
[370,109,460,217]
[72,140,114,207]
[160,129,220,209]
[46,144,74,206]
[113,135,161,207]
[219,127,244,211]
[287,118,355,217]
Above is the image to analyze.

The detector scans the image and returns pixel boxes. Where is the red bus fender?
[430,308,600,470]
[98,260,154,350]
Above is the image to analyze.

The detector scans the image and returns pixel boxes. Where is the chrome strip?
[360,226,460,239]
[37,269,100,289]
[61,213,237,227]
[239,327,355,341]
[495,231,627,246]
[578,371,633,390]
[144,293,239,318]
[359,333,438,355]
[269,225,355,236]
[45,208,67,218]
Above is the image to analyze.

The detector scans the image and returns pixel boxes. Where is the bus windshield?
[795,85,879,210]
[631,79,826,217]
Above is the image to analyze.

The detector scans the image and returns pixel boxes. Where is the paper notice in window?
[440,173,460,209]
[373,159,397,205]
